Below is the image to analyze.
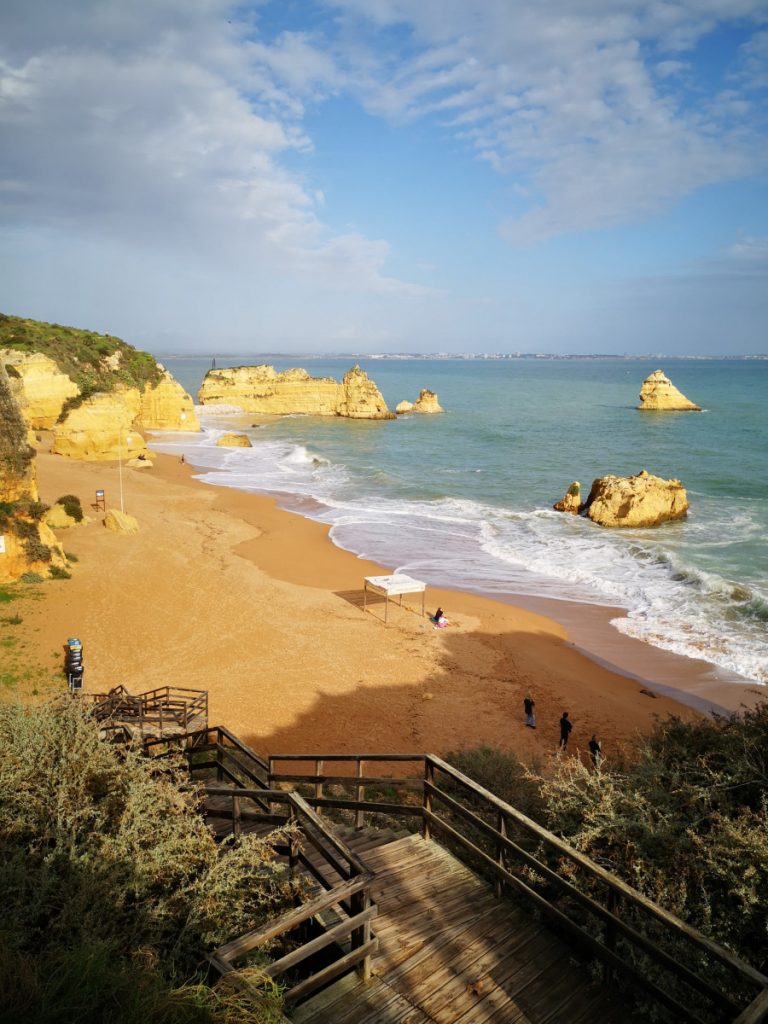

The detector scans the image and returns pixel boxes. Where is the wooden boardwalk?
[293,832,631,1024]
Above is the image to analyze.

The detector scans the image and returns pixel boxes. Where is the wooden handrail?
[264,748,768,1021]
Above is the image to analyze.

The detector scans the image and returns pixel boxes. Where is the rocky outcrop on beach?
[553,482,582,515]
[1,314,199,459]
[0,363,67,582]
[637,370,701,411]
[51,391,150,461]
[216,432,252,448]
[396,389,444,415]
[198,364,395,420]
[583,470,689,528]
[104,509,140,535]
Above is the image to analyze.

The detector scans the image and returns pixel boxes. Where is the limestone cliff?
[198,364,394,420]
[52,391,150,461]
[583,470,689,528]
[1,351,78,428]
[637,370,701,411]
[0,363,67,582]
[138,365,200,431]
[1,313,199,458]
[395,389,444,415]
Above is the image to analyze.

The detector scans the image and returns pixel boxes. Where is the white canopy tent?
[363,574,426,624]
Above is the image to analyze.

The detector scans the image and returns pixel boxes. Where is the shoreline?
[14,446,758,765]
[172,461,761,719]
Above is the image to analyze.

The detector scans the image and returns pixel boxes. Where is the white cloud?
[327,0,768,243]
[0,0,424,294]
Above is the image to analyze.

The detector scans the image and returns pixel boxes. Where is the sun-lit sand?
[12,443,760,766]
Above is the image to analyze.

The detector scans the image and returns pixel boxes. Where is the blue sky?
[0,0,766,355]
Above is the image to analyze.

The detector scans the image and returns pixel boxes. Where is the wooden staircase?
[293,831,630,1024]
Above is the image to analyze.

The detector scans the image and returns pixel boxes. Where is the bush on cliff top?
[0,312,163,405]
[0,702,298,1023]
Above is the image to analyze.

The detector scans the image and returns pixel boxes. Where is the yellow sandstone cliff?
[1,351,78,428]
[637,370,701,411]
[198,364,395,420]
[52,391,150,461]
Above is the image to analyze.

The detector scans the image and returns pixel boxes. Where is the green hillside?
[0,313,162,408]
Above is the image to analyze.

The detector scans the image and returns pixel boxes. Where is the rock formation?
[553,482,582,515]
[582,470,689,528]
[637,370,701,411]
[396,389,444,415]
[1,352,78,428]
[138,366,200,431]
[198,364,395,420]
[51,391,150,461]
[216,433,252,448]
[127,457,153,468]
[1,315,199,461]
[0,363,67,582]
[104,509,140,535]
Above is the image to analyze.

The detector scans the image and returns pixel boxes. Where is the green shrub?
[48,565,71,580]
[64,552,79,563]
[0,703,299,1023]
[11,518,37,540]
[23,538,51,563]
[56,494,82,507]
[4,363,20,378]
[20,573,44,583]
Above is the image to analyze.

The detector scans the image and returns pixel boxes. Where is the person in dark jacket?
[559,711,572,749]
[523,693,536,728]
[589,734,602,768]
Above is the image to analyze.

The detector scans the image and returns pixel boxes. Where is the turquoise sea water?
[154,357,768,686]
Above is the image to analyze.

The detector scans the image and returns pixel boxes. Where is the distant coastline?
[156,351,768,361]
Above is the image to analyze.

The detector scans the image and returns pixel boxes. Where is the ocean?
[153,357,768,688]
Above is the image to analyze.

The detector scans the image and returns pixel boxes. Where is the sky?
[1,0,767,356]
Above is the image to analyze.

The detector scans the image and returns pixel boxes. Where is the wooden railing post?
[355,759,364,830]
[232,794,241,838]
[351,887,372,983]
[316,759,324,817]
[288,802,299,878]
[495,810,507,899]
[423,757,434,840]
[604,887,619,983]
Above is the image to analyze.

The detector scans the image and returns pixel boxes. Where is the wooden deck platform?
[293,832,632,1024]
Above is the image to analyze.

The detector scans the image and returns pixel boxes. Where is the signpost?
[94,489,106,512]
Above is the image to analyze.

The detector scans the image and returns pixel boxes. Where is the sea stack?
[198,364,395,420]
[583,470,689,528]
[637,370,701,411]
[396,389,444,415]
[553,482,582,515]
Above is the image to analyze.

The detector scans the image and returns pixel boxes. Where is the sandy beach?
[6,443,761,766]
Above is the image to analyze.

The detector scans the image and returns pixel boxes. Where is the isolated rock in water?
[337,365,395,419]
[127,457,153,468]
[198,364,394,420]
[216,432,252,448]
[553,481,582,515]
[584,470,689,528]
[637,369,701,411]
[103,509,139,534]
[396,389,444,414]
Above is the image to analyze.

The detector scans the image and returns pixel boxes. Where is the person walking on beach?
[589,734,602,768]
[559,712,572,750]
[523,693,536,729]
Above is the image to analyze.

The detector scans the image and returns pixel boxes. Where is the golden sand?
[9,446,755,766]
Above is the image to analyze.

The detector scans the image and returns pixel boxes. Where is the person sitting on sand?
[589,734,602,768]
[431,607,448,628]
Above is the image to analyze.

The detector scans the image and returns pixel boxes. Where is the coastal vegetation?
[0,312,163,417]
[450,703,768,976]
[0,702,298,1023]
